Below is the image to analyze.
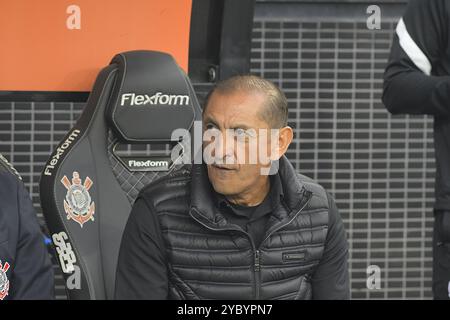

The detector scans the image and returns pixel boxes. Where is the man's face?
[202,90,274,198]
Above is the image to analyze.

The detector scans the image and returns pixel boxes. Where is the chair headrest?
[105,51,195,143]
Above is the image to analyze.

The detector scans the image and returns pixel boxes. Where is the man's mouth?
[212,164,237,171]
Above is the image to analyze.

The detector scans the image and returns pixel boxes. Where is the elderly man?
[0,154,54,300]
[115,75,349,300]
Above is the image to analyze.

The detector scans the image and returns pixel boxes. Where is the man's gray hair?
[204,75,288,128]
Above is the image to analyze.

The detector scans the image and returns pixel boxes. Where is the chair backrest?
[40,51,202,299]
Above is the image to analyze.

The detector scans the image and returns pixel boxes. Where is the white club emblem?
[61,171,95,228]
[0,260,10,300]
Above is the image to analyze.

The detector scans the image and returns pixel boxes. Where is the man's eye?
[205,124,218,131]
[234,128,247,137]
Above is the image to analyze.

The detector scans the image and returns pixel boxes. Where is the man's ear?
[271,126,293,160]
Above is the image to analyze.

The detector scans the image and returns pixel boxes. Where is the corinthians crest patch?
[61,171,95,228]
[0,260,10,300]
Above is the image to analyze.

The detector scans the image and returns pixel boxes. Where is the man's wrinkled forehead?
[202,90,268,128]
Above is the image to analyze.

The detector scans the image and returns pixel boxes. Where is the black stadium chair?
[39,51,202,299]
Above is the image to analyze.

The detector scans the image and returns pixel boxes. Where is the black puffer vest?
[140,156,329,299]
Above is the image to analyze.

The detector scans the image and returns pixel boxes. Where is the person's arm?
[383,0,450,117]
[311,193,349,300]
[11,176,54,299]
[115,198,168,300]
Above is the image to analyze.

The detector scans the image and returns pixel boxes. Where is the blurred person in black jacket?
[0,154,54,300]
[383,0,450,300]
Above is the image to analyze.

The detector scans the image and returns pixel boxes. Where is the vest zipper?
[253,195,312,299]
[189,193,311,300]
[189,208,260,299]
[254,250,261,299]
[258,193,312,249]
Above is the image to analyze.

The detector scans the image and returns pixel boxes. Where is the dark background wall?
[0,0,434,299]
[250,0,433,300]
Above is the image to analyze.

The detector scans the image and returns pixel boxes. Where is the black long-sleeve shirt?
[115,173,349,300]
[383,0,450,209]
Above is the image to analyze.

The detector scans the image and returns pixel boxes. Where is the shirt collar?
[213,173,284,212]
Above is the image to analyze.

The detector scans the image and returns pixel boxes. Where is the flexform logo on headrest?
[120,92,190,107]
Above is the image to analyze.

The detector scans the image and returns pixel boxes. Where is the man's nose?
[214,130,235,160]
